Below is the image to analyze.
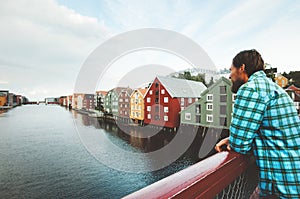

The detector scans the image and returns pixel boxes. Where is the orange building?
[130,88,147,124]
[0,90,9,106]
[275,74,288,88]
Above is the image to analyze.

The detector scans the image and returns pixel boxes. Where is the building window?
[155,98,159,104]
[196,115,201,123]
[220,105,227,115]
[207,94,213,102]
[147,97,151,103]
[220,95,227,102]
[220,117,227,126]
[196,104,201,114]
[161,89,165,94]
[155,115,160,120]
[147,106,151,111]
[125,111,127,115]
[207,114,213,122]
[125,98,129,102]
[181,98,184,106]
[125,104,127,108]
[155,82,159,88]
[164,107,168,113]
[220,86,227,94]
[206,103,213,111]
[149,90,153,95]
[155,90,159,95]
[185,113,191,120]
[181,106,184,111]
[164,116,168,121]
[164,97,168,103]
[119,99,123,102]
[147,114,151,119]
[188,98,192,103]
[291,92,295,100]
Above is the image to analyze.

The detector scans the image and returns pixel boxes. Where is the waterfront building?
[286,84,300,114]
[0,90,9,106]
[118,87,133,123]
[130,88,147,124]
[67,95,72,109]
[83,94,95,111]
[143,76,206,128]
[181,77,233,129]
[94,91,107,112]
[59,96,67,107]
[104,87,128,118]
[72,94,85,109]
[275,74,289,88]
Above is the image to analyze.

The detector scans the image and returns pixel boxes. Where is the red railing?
[123,151,255,199]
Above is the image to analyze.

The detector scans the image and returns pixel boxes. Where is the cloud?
[0,0,112,100]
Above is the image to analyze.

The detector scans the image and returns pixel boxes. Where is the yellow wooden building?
[275,74,288,88]
[130,88,147,124]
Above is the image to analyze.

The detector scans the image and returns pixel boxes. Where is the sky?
[0,0,300,101]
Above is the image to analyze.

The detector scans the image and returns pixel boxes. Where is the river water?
[0,105,199,199]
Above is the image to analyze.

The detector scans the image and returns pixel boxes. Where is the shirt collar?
[248,70,266,82]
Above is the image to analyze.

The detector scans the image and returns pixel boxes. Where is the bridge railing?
[123,151,258,199]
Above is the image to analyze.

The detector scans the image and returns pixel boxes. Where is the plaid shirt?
[229,71,300,198]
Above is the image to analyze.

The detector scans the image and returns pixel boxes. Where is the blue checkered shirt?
[229,71,300,198]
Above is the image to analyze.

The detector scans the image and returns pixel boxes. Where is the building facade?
[286,84,300,115]
[118,88,133,122]
[0,90,9,106]
[143,76,206,128]
[181,77,233,129]
[94,91,107,112]
[104,87,127,117]
[83,94,94,111]
[72,93,85,110]
[275,74,288,88]
[130,88,147,124]
[67,95,72,109]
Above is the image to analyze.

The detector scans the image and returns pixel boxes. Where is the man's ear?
[240,64,246,72]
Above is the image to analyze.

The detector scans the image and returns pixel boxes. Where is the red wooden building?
[143,76,207,128]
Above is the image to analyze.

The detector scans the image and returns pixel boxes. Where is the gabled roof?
[286,84,300,96]
[96,91,108,96]
[157,76,207,98]
[200,76,231,96]
[107,87,129,95]
[118,87,133,97]
[138,88,147,97]
[131,88,148,98]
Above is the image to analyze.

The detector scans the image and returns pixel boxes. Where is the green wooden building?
[104,87,130,118]
[180,77,234,129]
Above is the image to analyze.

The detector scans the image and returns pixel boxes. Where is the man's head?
[230,49,264,93]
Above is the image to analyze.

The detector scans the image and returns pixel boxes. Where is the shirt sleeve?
[229,85,267,154]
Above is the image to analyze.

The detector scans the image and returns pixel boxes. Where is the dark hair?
[232,49,264,77]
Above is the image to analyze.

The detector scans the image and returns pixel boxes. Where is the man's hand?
[215,137,231,152]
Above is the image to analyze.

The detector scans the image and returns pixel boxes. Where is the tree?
[264,63,277,82]
[207,77,214,87]
[284,71,300,87]
[174,71,206,86]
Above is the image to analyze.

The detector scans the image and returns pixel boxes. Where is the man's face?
[230,64,246,93]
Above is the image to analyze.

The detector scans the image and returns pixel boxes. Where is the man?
[215,49,300,198]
